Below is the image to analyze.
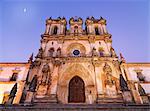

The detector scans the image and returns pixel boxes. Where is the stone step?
[97,97,124,104]
[0,103,150,111]
[34,94,57,103]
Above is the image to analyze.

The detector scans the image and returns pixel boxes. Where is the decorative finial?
[49,17,52,20]
[91,16,94,20]
[28,53,33,63]
[74,16,78,21]
[100,16,104,20]
[120,53,126,63]
[62,16,65,19]
[57,16,61,20]
[87,16,89,19]
[74,16,78,19]
[99,16,106,25]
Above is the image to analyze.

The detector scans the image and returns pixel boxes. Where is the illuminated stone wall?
[0,63,30,104]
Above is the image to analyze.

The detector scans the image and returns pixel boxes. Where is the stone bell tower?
[24,16,133,104]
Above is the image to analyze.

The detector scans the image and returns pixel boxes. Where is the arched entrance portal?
[68,76,85,103]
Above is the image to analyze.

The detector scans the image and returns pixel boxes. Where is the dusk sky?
[0,0,149,62]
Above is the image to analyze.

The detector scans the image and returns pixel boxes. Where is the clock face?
[73,50,80,56]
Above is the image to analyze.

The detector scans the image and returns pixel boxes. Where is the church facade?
[0,17,150,106]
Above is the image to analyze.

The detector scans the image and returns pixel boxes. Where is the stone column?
[45,24,50,34]
[88,25,92,34]
[91,25,95,34]
[60,25,64,34]
[92,60,103,103]
[48,66,59,103]
[102,25,107,34]
[49,25,53,35]
[99,24,103,35]
[47,60,61,103]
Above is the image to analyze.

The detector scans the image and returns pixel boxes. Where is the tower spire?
[28,53,33,63]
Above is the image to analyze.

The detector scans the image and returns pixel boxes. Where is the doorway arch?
[68,76,85,103]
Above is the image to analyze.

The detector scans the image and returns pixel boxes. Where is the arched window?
[85,26,88,34]
[98,47,104,57]
[95,27,99,35]
[49,47,54,57]
[74,26,78,34]
[53,26,58,35]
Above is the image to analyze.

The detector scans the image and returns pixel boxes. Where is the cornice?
[41,34,112,42]
[121,63,150,67]
[0,62,31,67]
[41,56,118,63]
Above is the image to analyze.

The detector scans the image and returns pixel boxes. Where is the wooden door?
[68,76,85,103]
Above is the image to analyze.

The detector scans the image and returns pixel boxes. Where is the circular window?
[73,50,80,56]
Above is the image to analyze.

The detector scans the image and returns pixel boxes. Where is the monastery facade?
[0,17,150,105]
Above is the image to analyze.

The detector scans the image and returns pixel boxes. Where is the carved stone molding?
[88,36,95,43]
[12,67,21,73]
[66,43,86,56]
[0,67,3,73]
[92,60,102,67]
[103,63,112,74]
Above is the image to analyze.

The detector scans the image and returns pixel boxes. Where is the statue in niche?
[29,75,38,92]
[119,74,129,91]
[6,83,17,104]
[56,47,61,57]
[41,63,51,85]
[103,63,115,87]
[92,47,97,56]
[138,83,146,96]
[103,63,112,74]
[110,47,117,57]
[49,47,54,57]
[112,60,121,72]
[105,73,115,86]
[103,68,116,96]
[36,47,43,58]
